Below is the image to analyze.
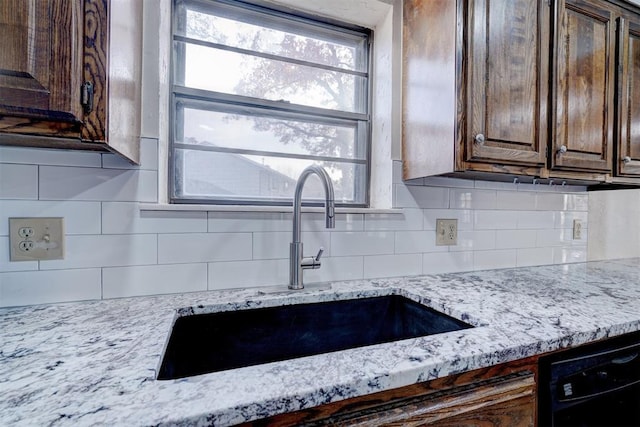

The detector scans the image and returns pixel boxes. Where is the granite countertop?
[2,258,640,426]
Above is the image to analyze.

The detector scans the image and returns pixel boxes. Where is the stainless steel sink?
[157,295,472,380]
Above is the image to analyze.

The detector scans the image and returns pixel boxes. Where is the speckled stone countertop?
[2,258,640,426]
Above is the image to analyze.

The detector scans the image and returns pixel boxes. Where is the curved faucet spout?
[290,165,336,290]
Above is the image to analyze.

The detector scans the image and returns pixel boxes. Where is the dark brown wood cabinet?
[551,0,616,174]
[617,13,640,176]
[403,0,550,181]
[403,0,640,185]
[466,0,549,169]
[0,0,142,163]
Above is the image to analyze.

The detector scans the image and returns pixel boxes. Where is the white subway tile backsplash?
[449,188,497,210]
[209,259,288,289]
[0,200,101,235]
[517,211,556,229]
[473,249,517,270]
[567,194,589,211]
[158,233,252,264]
[0,269,101,307]
[102,138,159,170]
[304,256,364,283]
[536,193,567,211]
[495,230,537,249]
[0,146,102,167]
[0,164,38,199]
[452,230,496,252]
[394,231,447,254]
[303,213,364,232]
[252,231,331,260]
[103,202,206,234]
[331,231,395,256]
[536,229,574,247]
[394,184,449,208]
[554,211,588,229]
[474,210,518,230]
[0,142,596,307]
[39,167,158,202]
[209,212,290,233]
[496,191,537,210]
[0,236,38,272]
[423,251,473,274]
[516,247,554,267]
[364,208,423,231]
[40,235,157,270]
[553,246,587,264]
[102,263,207,298]
[363,254,422,279]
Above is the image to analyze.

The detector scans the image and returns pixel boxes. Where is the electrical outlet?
[573,219,583,240]
[9,217,65,261]
[436,219,458,246]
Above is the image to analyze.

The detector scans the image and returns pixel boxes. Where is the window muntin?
[171,0,371,206]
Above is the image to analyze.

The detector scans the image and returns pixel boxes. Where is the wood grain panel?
[402,0,457,179]
[245,358,538,426]
[618,17,640,176]
[552,0,615,173]
[81,0,108,142]
[467,0,548,167]
[0,0,83,121]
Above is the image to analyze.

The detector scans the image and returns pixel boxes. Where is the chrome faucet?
[289,165,336,290]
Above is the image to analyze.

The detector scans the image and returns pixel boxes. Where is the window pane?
[178,105,363,160]
[175,41,366,113]
[171,0,370,206]
[174,149,365,204]
[177,4,367,72]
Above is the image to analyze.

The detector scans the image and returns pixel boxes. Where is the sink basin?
[157,295,472,380]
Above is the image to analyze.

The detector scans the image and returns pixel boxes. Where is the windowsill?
[139,203,402,214]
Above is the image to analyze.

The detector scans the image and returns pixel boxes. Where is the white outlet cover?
[436,218,458,246]
[9,217,65,261]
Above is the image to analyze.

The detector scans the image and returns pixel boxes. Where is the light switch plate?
[9,217,65,261]
[436,219,458,246]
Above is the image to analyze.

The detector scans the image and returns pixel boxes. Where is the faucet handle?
[301,247,324,270]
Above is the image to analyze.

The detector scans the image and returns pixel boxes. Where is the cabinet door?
[552,0,616,173]
[467,0,549,167]
[0,0,84,133]
[617,17,640,176]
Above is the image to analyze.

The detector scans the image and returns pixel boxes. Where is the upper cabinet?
[551,0,616,174]
[466,0,549,169]
[617,12,640,176]
[403,0,640,185]
[0,0,142,164]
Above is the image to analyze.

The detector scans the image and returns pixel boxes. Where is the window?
[171,0,372,206]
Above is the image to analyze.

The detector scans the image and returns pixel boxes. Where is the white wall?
[588,189,640,260]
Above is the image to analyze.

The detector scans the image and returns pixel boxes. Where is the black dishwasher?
[539,331,640,427]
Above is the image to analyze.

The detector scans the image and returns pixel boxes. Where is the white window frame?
[169,0,374,207]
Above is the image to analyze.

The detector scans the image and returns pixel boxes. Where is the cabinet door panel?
[553,0,615,172]
[0,0,83,122]
[467,0,548,166]
[618,18,640,176]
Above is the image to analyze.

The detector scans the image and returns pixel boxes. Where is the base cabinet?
[246,359,537,427]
